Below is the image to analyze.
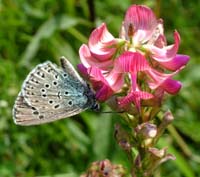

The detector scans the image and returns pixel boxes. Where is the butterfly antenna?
[101,110,125,114]
[91,109,125,114]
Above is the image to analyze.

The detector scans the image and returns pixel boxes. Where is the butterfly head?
[84,84,100,112]
[91,102,100,111]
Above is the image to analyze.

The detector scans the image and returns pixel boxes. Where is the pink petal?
[160,78,182,94]
[77,63,88,78]
[158,54,190,71]
[149,31,180,61]
[106,70,124,91]
[153,34,166,48]
[77,64,113,101]
[79,44,113,70]
[146,68,180,91]
[89,67,124,92]
[148,20,165,47]
[95,85,114,101]
[118,91,153,111]
[130,73,137,91]
[124,5,158,43]
[88,23,117,60]
[89,66,107,83]
[114,51,149,73]
[85,66,123,101]
[87,67,113,101]
[119,21,126,40]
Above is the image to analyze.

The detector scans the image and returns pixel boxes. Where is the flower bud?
[135,123,157,147]
[155,110,174,142]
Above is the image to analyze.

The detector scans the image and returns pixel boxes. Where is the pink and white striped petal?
[118,91,153,111]
[79,44,113,70]
[79,66,123,101]
[146,68,181,94]
[149,31,180,62]
[114,51,149,73]
[85,66,114,101]
[106,70,124,92]
[88,23,117,60]
[124,5,158,43]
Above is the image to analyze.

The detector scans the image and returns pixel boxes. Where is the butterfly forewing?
[13,57,96,126]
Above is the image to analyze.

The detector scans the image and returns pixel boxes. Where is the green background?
[0,0,200,176]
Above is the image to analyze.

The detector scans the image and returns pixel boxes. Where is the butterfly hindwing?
[13,92,84,125]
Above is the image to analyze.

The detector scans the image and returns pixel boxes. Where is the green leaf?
[92,113,112,159]
[20,15,90,66]
[20,17,57,66]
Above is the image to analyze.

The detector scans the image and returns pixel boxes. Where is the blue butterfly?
[13,57,99,125]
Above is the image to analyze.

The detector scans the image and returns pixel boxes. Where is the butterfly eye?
[92,103,100,111]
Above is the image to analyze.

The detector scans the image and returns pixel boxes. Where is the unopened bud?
[163,110,174,124]
[135,123,157,147]
[155,110,174,142]
[135,123,157,138]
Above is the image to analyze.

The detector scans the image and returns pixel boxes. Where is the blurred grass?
[0,0,200,176]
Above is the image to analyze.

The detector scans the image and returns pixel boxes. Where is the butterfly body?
[13,57,99,125]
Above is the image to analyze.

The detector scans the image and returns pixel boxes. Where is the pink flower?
[79,23,124,101]
[113,51,182,110]
[121,5,189,96]
[79,23,118,71]
[123,5,190,72]
[78,4,190,110]
[114,52,154,110]
[77,64,123,101]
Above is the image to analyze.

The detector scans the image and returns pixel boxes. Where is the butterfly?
[13,56,99,126]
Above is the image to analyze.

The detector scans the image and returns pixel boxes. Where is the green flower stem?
[167,125,192,157]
